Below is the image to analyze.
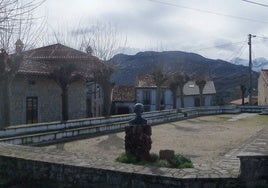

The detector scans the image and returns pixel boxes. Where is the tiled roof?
[112,85,135,102]
[136,75,168,88]
[18,59,52,76]
[23,43,91,61]
[136,75,216,96]
[16,43,102,78]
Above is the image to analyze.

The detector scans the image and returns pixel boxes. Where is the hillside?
[108,51,259,104]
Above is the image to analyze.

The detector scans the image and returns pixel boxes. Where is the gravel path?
[45,113,268,167]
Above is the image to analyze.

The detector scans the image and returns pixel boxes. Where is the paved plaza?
[43,113,268,177]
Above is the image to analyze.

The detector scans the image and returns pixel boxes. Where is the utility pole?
[248,34,256,105]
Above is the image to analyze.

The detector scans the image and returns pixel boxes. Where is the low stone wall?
[237,125,268,187]
[239,105,268,113]
[239,155,268,181]
[180,105,240,118]
[0,112,184,145]
[0,109,177,138]
[0,146,238,188]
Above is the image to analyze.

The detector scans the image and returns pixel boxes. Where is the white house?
[135,75,216,112]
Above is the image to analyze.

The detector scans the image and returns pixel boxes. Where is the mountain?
[108,51,259,104]
[231,57,268,72]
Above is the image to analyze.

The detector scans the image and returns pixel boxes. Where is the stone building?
[112,85,136,114]
[258,69,268,105]
[1,43,104,126]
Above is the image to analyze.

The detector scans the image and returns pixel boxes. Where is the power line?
[242,0,268,8]
[147,0,268,24]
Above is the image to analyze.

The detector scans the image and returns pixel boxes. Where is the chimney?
[15,39,24,54]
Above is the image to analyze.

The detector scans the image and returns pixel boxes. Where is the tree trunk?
[62,86,69,121]
[0,78,11,127]
[179,86,185,108]
[242,92,245,105]
[200,92,204,106]
[1,78,11,127]
[156,87,161,111]
[102,83,113,117]
[171,89,177,109]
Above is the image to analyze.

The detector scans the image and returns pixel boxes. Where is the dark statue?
[125,103,152,161]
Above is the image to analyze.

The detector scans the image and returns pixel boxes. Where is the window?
[26,97,38,124]
[142,90,151,105]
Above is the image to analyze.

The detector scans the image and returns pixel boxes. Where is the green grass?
[116,153,193,169]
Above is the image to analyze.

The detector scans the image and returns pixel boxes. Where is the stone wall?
[239,156,268,181]
[0,154,238,188]
[10,76,87,125]
[0,110,183,145]
[10,76,61,125]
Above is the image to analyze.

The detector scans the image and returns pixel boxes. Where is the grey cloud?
[213,39,238,51]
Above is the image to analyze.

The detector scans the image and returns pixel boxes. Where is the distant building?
[258,70,268,105]
[2,43,103,126]
[135,75,216,112]
[112,85,135,114]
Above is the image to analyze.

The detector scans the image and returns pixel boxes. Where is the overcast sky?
[40,0,268,61]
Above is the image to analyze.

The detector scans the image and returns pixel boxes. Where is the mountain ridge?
[108,51,259,103]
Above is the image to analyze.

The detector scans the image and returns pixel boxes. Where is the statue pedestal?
[125,125,152,161]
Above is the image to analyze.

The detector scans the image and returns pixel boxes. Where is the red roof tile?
[112,85,135,102]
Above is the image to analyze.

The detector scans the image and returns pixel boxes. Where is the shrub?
[171,154,193,168]
[154,160,170,168]
[115,153,138,164]
[116,152,193,169]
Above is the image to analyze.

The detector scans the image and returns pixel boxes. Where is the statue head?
[134,103,144,116]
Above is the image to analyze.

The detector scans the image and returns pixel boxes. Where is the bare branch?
[46,21,127,61]
[0,0,46,53]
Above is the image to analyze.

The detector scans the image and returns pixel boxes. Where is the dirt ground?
[45,113,268,167]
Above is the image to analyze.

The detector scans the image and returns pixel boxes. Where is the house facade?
[10,74,86,125]
[258,70,268,105]
[135,75,216,112]
[1,43,104,126]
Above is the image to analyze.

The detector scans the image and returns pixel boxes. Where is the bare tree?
[73,22,127,61]
[195,78,207,107]
[151,69,168,111]
[0,0,46,52]
[168,72,190,109]
[45,21,127,61]
[50,63,82,121]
